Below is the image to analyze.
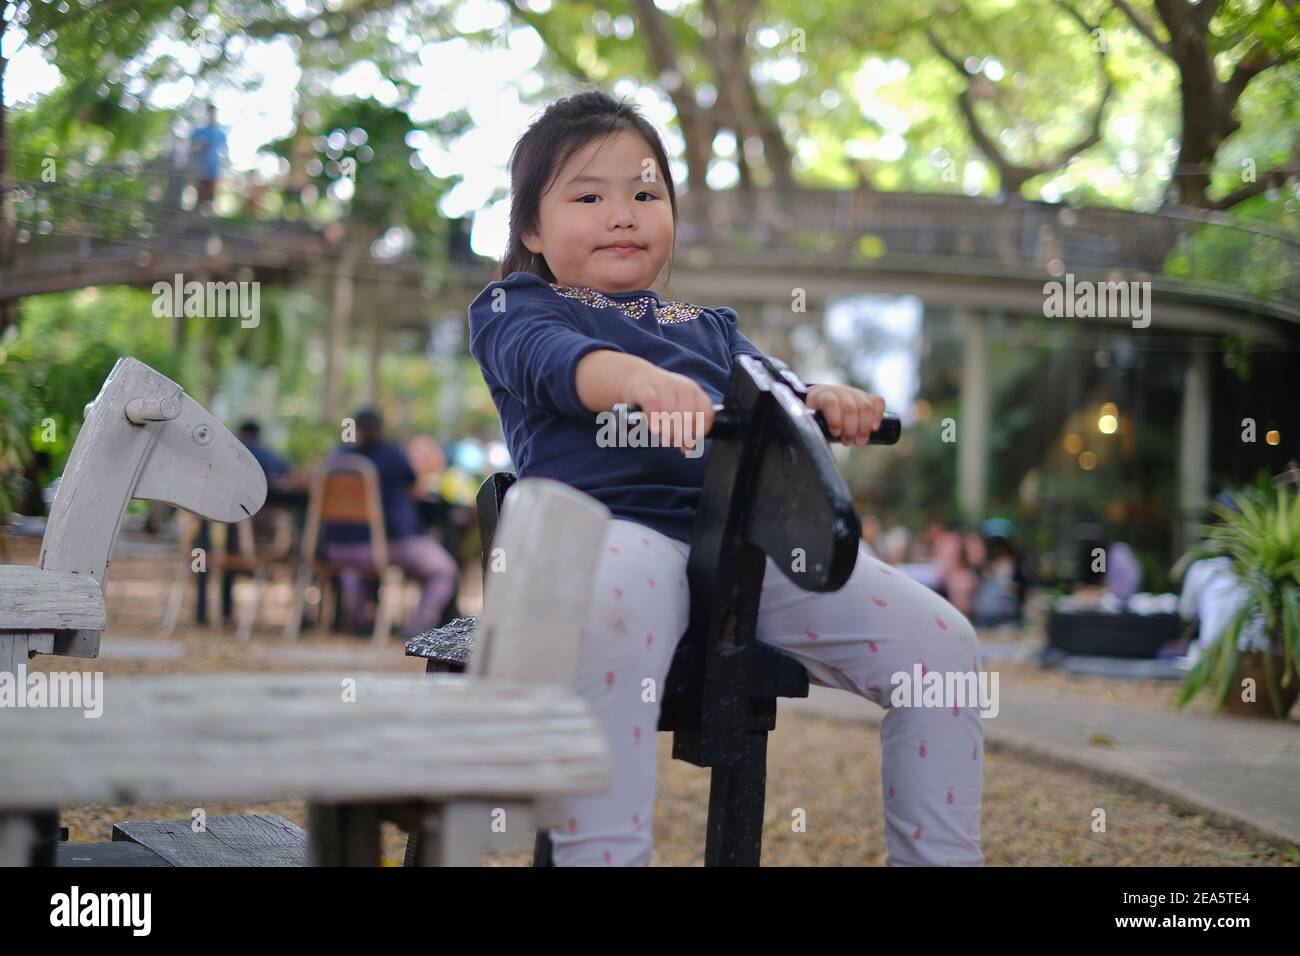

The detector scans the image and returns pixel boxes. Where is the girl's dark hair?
[500,90,678,282]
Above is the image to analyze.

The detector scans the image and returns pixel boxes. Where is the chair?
[406,354,890,865]
[284,453,405,643]
[161,509,296,642]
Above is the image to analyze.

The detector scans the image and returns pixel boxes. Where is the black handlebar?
[613,404,902,447]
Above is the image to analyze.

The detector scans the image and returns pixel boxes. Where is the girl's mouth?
[599,243,644,257]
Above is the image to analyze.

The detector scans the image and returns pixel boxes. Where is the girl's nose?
[607,203,637,229]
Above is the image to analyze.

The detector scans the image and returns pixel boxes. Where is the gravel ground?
[10,538,1296,866]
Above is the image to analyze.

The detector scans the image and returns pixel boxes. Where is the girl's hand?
[619,367,716,456]
[805,385,885,446]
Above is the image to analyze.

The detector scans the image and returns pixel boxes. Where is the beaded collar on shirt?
[548,282,704,325]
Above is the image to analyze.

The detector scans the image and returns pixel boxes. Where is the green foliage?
[0,344,36,516]
[3,288,186,462]
[260,96,465,265]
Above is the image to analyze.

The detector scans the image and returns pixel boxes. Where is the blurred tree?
[1105,0,1299,209]
[919,2,1113,195]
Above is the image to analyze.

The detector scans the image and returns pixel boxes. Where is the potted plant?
[1173,485,1300,718]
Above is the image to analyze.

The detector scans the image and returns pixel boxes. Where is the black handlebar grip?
[867,412,902,446]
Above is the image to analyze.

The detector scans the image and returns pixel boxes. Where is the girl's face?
[523,130,674,293]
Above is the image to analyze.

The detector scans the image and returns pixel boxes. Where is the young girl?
[469,91,984,866]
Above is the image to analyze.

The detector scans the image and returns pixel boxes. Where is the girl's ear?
[522,226,542,255]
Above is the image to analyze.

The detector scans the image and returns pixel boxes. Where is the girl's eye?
[579,192,660,204]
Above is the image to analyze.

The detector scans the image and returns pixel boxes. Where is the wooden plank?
[0,814,38,866]
[471,478,610,685]
[0,673,611,809]
[307,804,380,867]
[57,842,172,867]
[1,633,54,675]
[113,814,307,867]
[0,568,106,632]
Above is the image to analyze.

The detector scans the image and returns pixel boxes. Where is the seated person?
[238,420,293,488]
[971,530,1029,626]
[321,409,459,637]
[232,420,298,560]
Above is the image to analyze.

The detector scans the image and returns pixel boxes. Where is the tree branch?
[243,0,409,42]
[926,7,1113,194]
[1112,0,1174,57]
[1208,153,1299,210]
[501,0,597,84]
[1223,41,1293,108]
[1197,0,1223,29]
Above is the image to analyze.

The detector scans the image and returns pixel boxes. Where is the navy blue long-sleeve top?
[468,270,765,544]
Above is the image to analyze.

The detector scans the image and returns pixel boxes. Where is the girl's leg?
[547,519,690,866]
[756,542,984,866]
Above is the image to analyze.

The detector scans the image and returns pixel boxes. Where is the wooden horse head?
[39,356,267,593]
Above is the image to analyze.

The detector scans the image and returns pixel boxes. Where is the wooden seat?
[0,567,106,635]
[52,815,308,868]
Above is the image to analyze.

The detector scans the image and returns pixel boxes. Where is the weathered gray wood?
[50,630,101,660]
[113,814,307,867]
[0,673,611,809]
[406,616,475,666]
[0,814,39,866]
[0,633,54,675]
[0,568,106,632]
[57,841,172,867]
[405,479,611,867]
[470,478,610,685]
[40,357,266,590]
[307,803,381,866]
[1,357,266,665]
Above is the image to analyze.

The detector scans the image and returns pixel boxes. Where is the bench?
[406,353,899,865]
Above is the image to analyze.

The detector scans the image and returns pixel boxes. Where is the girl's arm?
[575,350,715,455]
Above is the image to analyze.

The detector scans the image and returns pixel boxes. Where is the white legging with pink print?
[548,518,985,866]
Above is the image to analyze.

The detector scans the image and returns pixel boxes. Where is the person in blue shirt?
[321,408,459,638]
[188,103,227,213]
[238,420,292,488]
[468,90,984,867]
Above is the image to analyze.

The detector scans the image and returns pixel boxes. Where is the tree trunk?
[324,239,357,424]
[0,43,19,334]
[1166,14,1225,207]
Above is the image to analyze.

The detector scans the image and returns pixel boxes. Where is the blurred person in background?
[859,513,882,558]
[936,529,980,617]
[880,525,912,565]
[188,102,227,214]
[405,434,448,497]
[238,420,294,489]
[1103,540,1143,603]
[971,519,1030,626]
[322,409,459,638]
